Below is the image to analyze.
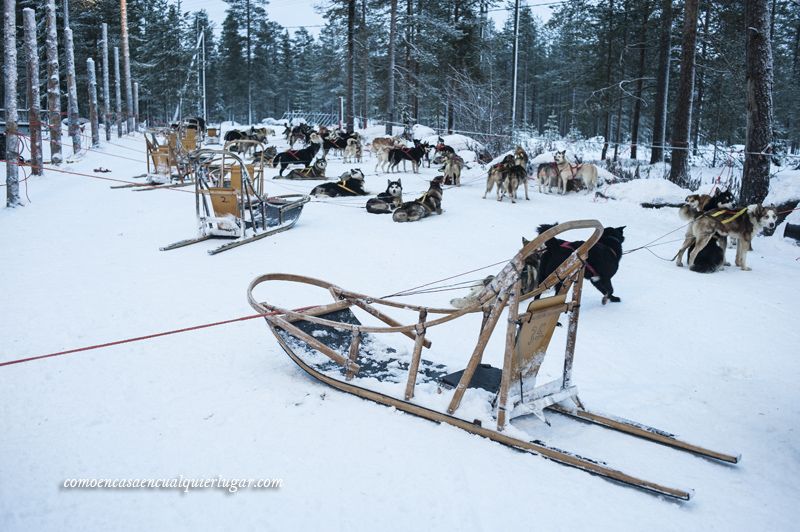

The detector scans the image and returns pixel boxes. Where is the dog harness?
[560,241,599,277]
[711,207,748,224]
[335,179,361,195]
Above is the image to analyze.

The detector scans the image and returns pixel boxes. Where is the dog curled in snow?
[442,152,465,186]
[528,223,625,304]
[674,204,778,271]
[278,158,327,180]
[536,162,559,193]
[483,155,514,200]
[310,169,367,197]
[366,179,403,214]
[679,189,736,221]
[343,137,363,164]
[392,176,444,222]
[553,150,599,194]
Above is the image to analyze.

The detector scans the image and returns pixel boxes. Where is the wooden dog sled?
[161,148,309,255]
[247,220,739,500]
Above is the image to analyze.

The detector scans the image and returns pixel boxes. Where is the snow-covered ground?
[1,129,799,531]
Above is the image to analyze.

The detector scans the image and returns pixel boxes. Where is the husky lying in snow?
[366,179,403,214]
[277,158,327,180]
[310,169,367,197]
[392,176,444,222]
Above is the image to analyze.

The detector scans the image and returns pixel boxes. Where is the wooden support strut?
[404,309,428,400]
[496,280,522,430]
[447,291,510,414]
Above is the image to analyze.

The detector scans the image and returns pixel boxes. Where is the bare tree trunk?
[630,2,650,160]
[4,0,21,206]
[23,8,43,176]
[601,0,614,160]
[102,23,111,141]
[668,0,699,187]
[246,0,252,123]
[45,0,62,165]
[510,0,520,130]
[650,0,672,164]
[691,1,710,156]
[87,58,100,147]
[133,81,139,129]
[121,0,134,133]
[386,0,397,135]
[114,46,123,137]
[360,0,368,128]
[65,27,81,154]
[741,0,774,204]
[346,0,355,132]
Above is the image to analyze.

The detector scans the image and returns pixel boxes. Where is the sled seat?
[205,187,240,217]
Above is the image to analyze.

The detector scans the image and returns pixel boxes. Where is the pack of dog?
[392,176,444,222]
[525,223,625,305]
[310,169,367,197]
[482,153,528,203]
[366,179,403,214]
[388,140,429,173]
[536,162,560,193]
[674,191,778,272]
[553,150,599,194]
[277,158,327,180]
[273,133,322,176]
[289,123,315,148]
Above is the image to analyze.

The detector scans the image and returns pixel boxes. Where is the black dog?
[366,179,403,214]
[388,140,429,173]
[529,223,625,305]
[688,234,725,273]
[310,169,367,197]
[274,134,322,176]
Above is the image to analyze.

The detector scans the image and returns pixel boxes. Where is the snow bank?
[421,133,485,152]
[766,169,800,206]
[604,177,691,205]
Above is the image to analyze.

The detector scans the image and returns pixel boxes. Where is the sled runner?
[247,220,739,500]
[161,148,309,255]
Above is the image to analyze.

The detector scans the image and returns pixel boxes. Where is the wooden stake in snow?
[64,27,81,154]
[101,23,111,142]
[121,0,134,134]
[133,81,139,131]
[114,46,123,137]
[45,0,62,164]
[23,8,43,176]
[87,58,100,148]
[4,0,21,206]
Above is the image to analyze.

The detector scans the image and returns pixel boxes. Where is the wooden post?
[45,0,62,164]
[4,0,21,206]
[496,281,521,429]
[87,58,100,147]
[23,8,43,176]
[133,81,139,131]
[121,0,135,134]
[64,27,81,154]
[562,270,585,389]
[101,23,111,141]
[114,46,123,137]
[404,309,427,400]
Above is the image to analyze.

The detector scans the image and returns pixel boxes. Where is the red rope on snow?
[0,305,319,369]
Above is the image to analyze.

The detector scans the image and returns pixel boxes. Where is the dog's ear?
[522,237,530,245]
[397,178,402,186]
[387,179,391,185]
[616,226,626,232]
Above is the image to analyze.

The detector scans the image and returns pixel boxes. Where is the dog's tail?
[450,276,495,309]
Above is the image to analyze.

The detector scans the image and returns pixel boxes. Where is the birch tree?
[65,27,81,154]
[23,8,43,175]
[45,0,62,164]
[4,0,21,206]
[102,23,111,141]
[650,0,672,164]
[386,0,397,135]
[121,0,134,133]
[114,46,123,136]
[87,58,100,147]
